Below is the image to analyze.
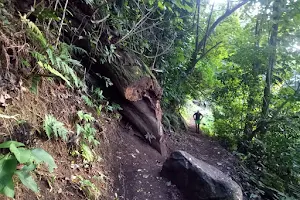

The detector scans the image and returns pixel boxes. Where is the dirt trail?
[109,122,241,200]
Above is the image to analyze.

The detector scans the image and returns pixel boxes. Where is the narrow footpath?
[108,122,241,200]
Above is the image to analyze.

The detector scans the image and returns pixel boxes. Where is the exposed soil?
[0,72,115,200]
[108,122,242,200]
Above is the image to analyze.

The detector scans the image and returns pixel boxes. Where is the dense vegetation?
[104,0,300,199]
[1,0,300,199]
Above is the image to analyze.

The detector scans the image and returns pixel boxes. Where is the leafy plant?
[76,111,99,146]
[80,143,94,162]
[105,102,123,112]
[76,123,99,146]
[77,111,95,123]
[82,95,94,108]
[78,175,101,199]
[20,14,84,88]
[93,88,105,101]
[0,141,56,198]
[100,44,117,64]
[43,115,68,141]
[96,105,103,116]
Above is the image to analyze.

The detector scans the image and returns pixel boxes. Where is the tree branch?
[195,0,201,54]
[197,0,249,51]
[196,41,222,63]
[201,2,215,53]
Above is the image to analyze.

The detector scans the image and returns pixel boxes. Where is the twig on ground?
[0,114,19,120]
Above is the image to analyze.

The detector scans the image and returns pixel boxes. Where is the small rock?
[70,163,80,169]
[217,162,222,166]
[131,154,136,158]
[71,175,77,181]
[161,151,243,200]
[143,174,149,178]
[166,181,172,186]
[135,149,140,154]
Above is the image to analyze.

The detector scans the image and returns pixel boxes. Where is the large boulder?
[161,151,243,200]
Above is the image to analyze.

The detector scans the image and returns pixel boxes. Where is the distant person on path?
[193,111,203,133]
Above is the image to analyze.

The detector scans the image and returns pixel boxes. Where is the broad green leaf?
[9,144,32,164]
[0,154,17,196]
[0,178,14,198]
[0,141,25,149]
[15,170,38,193]
[31,148,57,173]
[22,163,36,172]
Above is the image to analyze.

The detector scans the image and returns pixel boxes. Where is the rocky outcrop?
[161,151,243,200]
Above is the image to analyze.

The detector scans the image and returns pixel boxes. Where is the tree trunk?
[243,16,262,136]
[249,0,284,139]
[100,50,166,155]
[259,0,281,135]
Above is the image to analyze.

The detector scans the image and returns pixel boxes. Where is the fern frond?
[81,0,95,6]
[21,13,84,89]
[93,88,105,100]
[46,48,56,65]
[37,61,71,86]
[20,14,47,48]
[82,95,94,107]
[31,51,47,62]
[68,44,88,56]
[43,115,69,141]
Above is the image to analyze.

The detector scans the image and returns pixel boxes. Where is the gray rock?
[161,151,243,200]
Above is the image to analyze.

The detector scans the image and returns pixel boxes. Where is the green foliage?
[100,44,117,64]
[12,0,300,198]
[76,123,99,146]
[80,143,94,162]
[93,88,105,101]
[0,141,56,198]
[78,175,101,199]
[105,102,123,112]
[76,111,99,146]
[20,14,84,88]
[82,95,94,107]
[43,115,68,141]
[77,111,95,122]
